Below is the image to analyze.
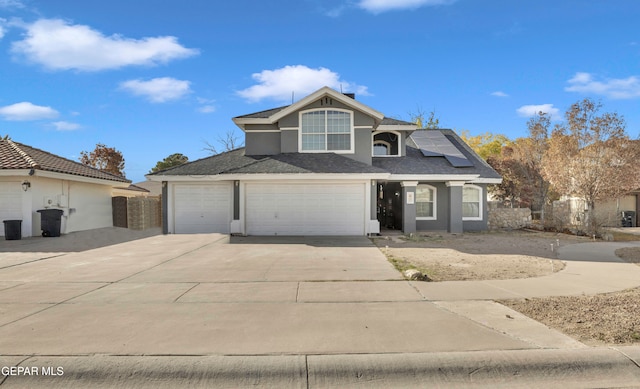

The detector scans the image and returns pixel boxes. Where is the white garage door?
[174,184,231,233]
[245,183,365,236]
[0,182,22,237]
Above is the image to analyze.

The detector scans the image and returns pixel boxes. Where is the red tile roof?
[0,139,130,183]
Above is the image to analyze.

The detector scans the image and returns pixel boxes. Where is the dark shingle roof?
[234,106,289,119]
[373,129,501,178]
[0,139,131,183]
[380,117,415,126]
[149,148,387,176]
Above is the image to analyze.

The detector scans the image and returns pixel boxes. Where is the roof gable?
[233,87,386,130]
[0,139,131,183]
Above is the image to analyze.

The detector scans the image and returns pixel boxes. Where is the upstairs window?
[372,131,400,157]
[300,110,353,152]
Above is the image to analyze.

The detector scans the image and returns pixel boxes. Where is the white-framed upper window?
[373,140,391,156]
[372,131,400,157]
[416,184,436,220]
[300,109,353,152]
[462,185,483,220]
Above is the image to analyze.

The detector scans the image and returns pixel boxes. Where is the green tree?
[150,153,189,173]
[79,143,126,177]
[458,131,511,160]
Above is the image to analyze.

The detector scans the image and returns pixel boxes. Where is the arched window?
[372,131,400,156]
[416,184,436,219]
[373,140,391,156]
[462,185,483,220]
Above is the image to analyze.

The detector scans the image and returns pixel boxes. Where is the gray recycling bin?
[37,209,64,237]
[3,220,22,240]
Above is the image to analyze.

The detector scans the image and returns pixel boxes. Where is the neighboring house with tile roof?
[0,139,130,237]
[148,86,501,235]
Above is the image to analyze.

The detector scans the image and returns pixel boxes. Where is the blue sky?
[1,0,639,183]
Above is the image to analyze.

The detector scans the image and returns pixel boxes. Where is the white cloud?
[0,102,59,121]
[51,121,81,131]
[358,0,455,13]
[196,98,216,113]
[119,77,192,103]
[565,72,640,99]
[237,65,369,103]
[491,91,509,97]
[516,104,560,120]
[0,0,25,9]
[11,18,198,71]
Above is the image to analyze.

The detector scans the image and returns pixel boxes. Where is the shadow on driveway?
[0,227,162,253]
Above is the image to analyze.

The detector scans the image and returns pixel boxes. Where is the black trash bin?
[622,211,636,228]
[37,209,64,237]
[3,220,22,240]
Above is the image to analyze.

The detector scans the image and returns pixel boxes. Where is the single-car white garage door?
[173,184,231,233]
[0,182,22,237]
[245,183,366,236]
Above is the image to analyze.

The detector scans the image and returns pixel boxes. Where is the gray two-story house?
[148,87,501,236]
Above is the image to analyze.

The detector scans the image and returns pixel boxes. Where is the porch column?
[401,181,418,234]
[446,181,465,234]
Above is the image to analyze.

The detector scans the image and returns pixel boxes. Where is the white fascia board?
[149,173,389,182]
[33,170,130,187]
[0,169,31,177]
[470,178,503,184]
[271,87,385,123]
[376,124,418,132]
[232,117,271,131]
[388,174,480,182]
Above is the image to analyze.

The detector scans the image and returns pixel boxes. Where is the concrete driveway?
[0,228,551,357]
[2,228,640,387]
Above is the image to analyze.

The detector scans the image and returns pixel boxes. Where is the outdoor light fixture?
[22,181,31,191]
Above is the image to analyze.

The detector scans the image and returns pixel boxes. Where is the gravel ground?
[374,230,640,345]
[372,230,581,281]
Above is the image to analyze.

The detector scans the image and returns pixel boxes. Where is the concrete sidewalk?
[2,231,640,387]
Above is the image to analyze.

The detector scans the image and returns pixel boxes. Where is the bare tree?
[203,129,245,155]
[542,98,640,232]
[409,106,440,129]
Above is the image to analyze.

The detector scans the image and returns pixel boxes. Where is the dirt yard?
[374,230,640,345]
[372,230,584,281]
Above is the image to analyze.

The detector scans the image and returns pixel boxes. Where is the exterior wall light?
[22,181,31,191]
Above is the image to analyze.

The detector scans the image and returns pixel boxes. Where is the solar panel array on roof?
[411,130,474,167]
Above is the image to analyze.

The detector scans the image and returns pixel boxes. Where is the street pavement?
[1,228,640,387]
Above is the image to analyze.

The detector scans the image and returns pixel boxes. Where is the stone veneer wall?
[487,207,532,230]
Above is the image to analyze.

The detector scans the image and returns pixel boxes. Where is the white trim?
[149,173,390,182]
[298,108,355,153]
[280,127,298,131]
[400,181,419,187]
[445,181,467,187]
[271,87,384,123]
[416,184,437,220]
[354,126,373,129]
[244,129,280,133]
[462,184,483,221]
[372,140,391,156]
[389,174,479,181]
[0,169,129,187]
[469,177,502,184]
[377,124,418,132]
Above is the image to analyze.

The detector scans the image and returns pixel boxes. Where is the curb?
[2,348,640,388]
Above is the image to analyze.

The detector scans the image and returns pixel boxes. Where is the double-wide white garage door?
[173,182,366,235]
[245,183,365,235]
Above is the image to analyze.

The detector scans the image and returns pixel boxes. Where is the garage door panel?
[246,183,365,236]
[174,184,231,234]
